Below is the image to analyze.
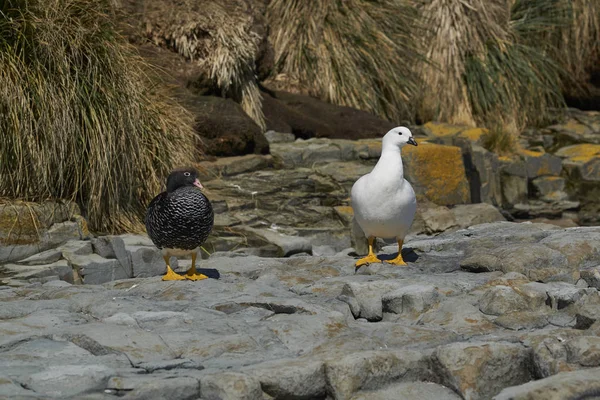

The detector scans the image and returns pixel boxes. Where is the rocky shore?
[1,221,600,399]
[1,110,599,399]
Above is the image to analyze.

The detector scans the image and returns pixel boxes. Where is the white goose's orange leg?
[186,252,208,281]
[387,239,407,266]
[355,236,380,268]
[162,254,185,281]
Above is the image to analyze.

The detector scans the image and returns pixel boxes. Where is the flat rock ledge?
[1,222,600,399]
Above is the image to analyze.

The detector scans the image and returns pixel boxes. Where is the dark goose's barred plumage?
[145,167,214,253]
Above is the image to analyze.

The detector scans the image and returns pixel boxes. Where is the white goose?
[351,126,418,268]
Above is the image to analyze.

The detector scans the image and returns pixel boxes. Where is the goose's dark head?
[166,167,203,193]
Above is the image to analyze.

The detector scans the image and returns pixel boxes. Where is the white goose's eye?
[397,131,403,135]
[184,172,191,177]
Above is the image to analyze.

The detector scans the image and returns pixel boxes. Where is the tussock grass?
[266,0,423,123]
[140,0,266,129]
[508,0,599,96]
[0,0,196,233]
[415,0,567,131]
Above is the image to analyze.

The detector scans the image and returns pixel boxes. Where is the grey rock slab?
[545,282,597,309]
[540,227,600,269]
[353,322,460,349]
[408,221,559,255]
[565,336,600,367]
[494,311,550,331]
[421,206,457,234]
[324,349,434,400]
[66,253,130,284]
[200,371,262,400]
[23,364,114,398]
[434,341,533,400]
[243,358,326,400]
[58,239,93,256]
[16,248,62,265]
[0,375,39,398]
[450,203,506,229]
[119,234,155,247]
[493,367,600,400]
[107,374,199,400]
[339,281,405,321]
[128,245,176,278]
[478,284,548,316]
[527,335,571,378]
[264,311,347,356]
[91,236,131,274]
[382,284,440,315]
[418,299,497,335]
[60,322,177,364]
[461,243,575,283]
[137,358,203,373]
[42,279,72,287]
[236,227,312,257]
[1,338,94,366]
[581,266,600,289]
[0,309,88,345]
[350,381,462,400]
[1,260,73,283]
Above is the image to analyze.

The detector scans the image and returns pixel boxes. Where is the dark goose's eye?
[184,172,191,177]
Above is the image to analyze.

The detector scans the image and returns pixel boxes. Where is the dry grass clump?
[0,0,196,233]
[481,126,518,156]
[266,0,423,123]
[139,0,266,129]
[414,0,567,131]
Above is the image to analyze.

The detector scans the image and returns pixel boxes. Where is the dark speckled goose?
[145,167,214,281]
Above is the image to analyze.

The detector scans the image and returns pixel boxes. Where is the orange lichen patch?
[424,122,469,137]
[459,127,488,142]
[555,144,600,163]
[403,143,470,205]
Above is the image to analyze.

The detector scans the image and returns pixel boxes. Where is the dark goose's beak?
[408,137,418,146]
[193,179,204,189]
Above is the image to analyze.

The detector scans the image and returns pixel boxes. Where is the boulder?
[494,367,600,400]
[189,96,269,156]
[434,341,533,400]
[403,143,471,205]
[262,89,395,140]
[200,372,262,400]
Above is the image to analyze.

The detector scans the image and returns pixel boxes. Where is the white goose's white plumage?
[351,126,418,267]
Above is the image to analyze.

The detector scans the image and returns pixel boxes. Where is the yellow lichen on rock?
[424,122,469,138]
[519,149,545,157]
[334,205,354,225]
[555,144,600,162]
[553,119,591,135]
[459,127,488,142]
[403,143,471,205]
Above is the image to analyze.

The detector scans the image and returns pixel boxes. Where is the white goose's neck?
[372,146,404,180]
